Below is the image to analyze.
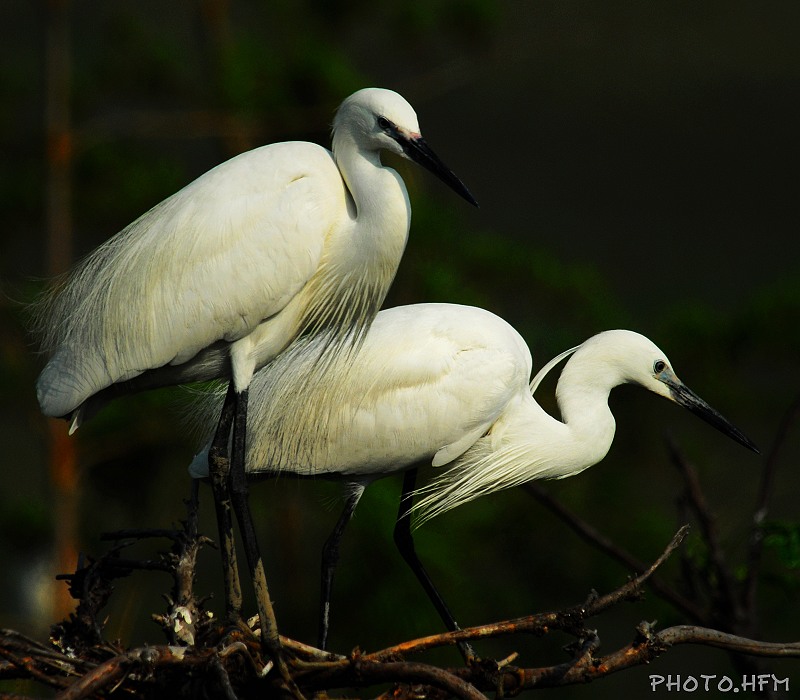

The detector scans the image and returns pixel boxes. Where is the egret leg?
[207,382,243,619]
[228,388,300,694]
[393,468,476,663]
[319,483,365,650]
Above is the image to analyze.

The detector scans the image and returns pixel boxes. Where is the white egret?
[33,89,477,673]
[189,302,758,652]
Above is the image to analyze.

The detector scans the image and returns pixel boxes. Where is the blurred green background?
[1,1,798,696]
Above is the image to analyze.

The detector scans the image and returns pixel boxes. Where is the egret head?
[585,330,759,453]
[335,88,420,153]
[334,88,478,206]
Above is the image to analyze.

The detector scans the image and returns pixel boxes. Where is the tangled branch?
[1,518,797,699]
[526,420,800,699]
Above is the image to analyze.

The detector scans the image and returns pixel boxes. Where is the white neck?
[332,130,412,231]
[554,391,616,471]
[413,355,622,524]
[291,132,412,365]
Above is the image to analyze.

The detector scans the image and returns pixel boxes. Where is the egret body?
[189,303,758,649]
[36,88,476,429]
[34,89,477,672]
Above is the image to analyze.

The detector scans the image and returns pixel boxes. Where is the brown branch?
[0,648,73,690]
[6,584,800,700]
[346,526,689,663]
[524,483,704,621]
[584,524,689,612]
[152,482,214,645]
[6,597,799,698]
[292,654,486,700]
[4,510,795,698]
[486,623,800,693]
[0,629,89,690]
[657,625,800,657]
[53,645,201,700]
[6,620,797,700]
[666,437,743,626]
[293,621,800,697]
[276,633,345,663]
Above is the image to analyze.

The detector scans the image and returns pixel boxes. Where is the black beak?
[398,134,479,207]
[668,381,760,453]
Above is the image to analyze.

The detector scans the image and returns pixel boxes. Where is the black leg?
[228,388,301,695]
[393,468,476,663]
[207,382,243,619]
[319,484,364,650]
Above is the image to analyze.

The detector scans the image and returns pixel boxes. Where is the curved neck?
[332,131,411,229]
[414,350,628,523]
[553,353,621,469]
[294,132,412,351]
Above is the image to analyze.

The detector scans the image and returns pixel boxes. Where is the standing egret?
[189,302,759,652]
[33,88,477,673]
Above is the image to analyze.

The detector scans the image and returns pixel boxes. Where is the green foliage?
[76,143,189,224]
[763,521,800,572]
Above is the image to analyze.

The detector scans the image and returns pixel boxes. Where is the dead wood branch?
[2,513,797,699]
[524,483,703,620]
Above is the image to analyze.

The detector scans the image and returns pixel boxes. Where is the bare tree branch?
[360,525,686,662]
[2,511,797,698]
[524,483,704,620]
[525,441,796,699]
[667,437,743,625]
[484,624,800,693]
[743,392,800,614]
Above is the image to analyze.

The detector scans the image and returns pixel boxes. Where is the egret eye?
[377,116,391,130]
[653,360,667,374]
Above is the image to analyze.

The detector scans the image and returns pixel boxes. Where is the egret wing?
[37,142,347,418]
[240,303,533,477]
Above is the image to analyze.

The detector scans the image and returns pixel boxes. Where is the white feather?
[189,306,754,526]
[33,88,474,426]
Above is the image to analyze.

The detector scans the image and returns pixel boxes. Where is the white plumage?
[189,302,758,522]
[190,304,756,659]
[32,88,477,667]
[188,302,757,650]
[34,88,477,431]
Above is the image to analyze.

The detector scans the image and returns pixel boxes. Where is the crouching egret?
[188,303,758,651]
[33,89,477,671]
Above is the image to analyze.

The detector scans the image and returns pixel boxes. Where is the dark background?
[1,2,798,696]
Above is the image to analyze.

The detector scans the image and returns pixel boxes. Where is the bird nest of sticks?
[3,444,799,700]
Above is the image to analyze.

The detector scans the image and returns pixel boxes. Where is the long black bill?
[669,381,760,453]
[399,134,479,207]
